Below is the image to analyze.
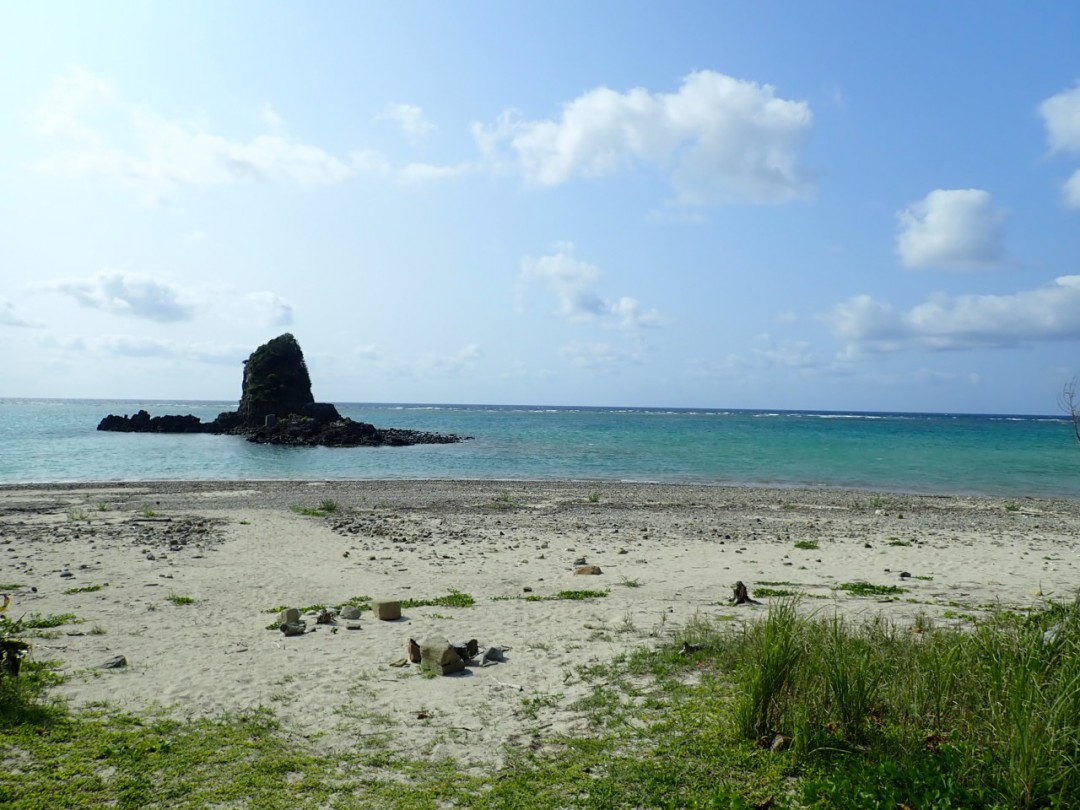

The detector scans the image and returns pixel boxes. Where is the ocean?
[1,399,1077,499]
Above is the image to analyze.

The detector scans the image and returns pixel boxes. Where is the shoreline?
[3,479,1078,767]
[4,476,1080,504]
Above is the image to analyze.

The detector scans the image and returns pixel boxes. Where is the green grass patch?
[62,584,106,596]
[519,590,610,602]
[166,594,196,606]
[886,536,912,546]
[793,539,819,550]
[838,581,907,597]
[752,587,801,598]
[18,612,77,630]
[401,590,475,609]
[5,598,1080,808]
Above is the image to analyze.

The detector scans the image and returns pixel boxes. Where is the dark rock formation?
[97,334,468,448]
[235,333,316,428]
[96,410,208,434]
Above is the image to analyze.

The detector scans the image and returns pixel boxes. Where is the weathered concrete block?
[278,607,301,625]
[373,600,402,620]
[419,638,465,675]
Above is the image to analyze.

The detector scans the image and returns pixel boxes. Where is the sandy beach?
[2,480,1078,769]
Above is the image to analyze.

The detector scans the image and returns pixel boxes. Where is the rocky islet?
[97,333,469,448]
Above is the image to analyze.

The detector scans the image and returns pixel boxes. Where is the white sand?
[2,480,1078,767]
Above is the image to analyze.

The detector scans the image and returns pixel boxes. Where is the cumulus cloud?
[1038,81,1080,208]
[45,271,195,322]
[896,189,1007,269]
[1040,81,1080,154]
[473,70,813,204]
[826,275,1080,352]
[520,245,664,334]
[31,66,353,196]
[378,103,436,140]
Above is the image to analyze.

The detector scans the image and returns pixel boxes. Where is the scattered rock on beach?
[419,638,465,676]
[575,565,603,575]
[373,600,402,621]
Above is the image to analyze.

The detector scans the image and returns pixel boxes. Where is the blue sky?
[3,1,1080,414]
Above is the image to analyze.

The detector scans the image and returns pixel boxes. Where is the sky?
[3,1,1080,414]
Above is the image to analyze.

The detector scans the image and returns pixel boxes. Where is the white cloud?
[610,296,665,332]
[94,334,178,357]
[260,102,283,131]
[1038,82,1080,208]
[31,67,353,195]
[28,65,116,144]
[521,247,606,322]
[242,291,294,327]
[426,343,481,375]
[350,148,393,176]
[350,150,474,184]
[45,271,195,322]
[378,103,436,140]
[560,341,643,371]
[1065,169,1080,209]
[751,336,819,370]
[474,70,812,204]
[0,300,41,328]
[397,162,476,183]
[520,245,664,334]
[1039,81,1080,153]
[354,343,382,362]
[826,275,1080,352]
[896,189,1007,269]
[65,334,249,365]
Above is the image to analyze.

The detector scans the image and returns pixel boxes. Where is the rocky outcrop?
[97,334,468,448]
[96,411,210,434]
[235,333,316,428]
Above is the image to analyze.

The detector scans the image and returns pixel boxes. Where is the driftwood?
[731,581,761,606]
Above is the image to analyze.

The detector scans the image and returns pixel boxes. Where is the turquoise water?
[1,399,1077,498]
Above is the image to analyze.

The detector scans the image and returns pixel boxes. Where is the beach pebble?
[340,605,362,620]
[575,565,603,575]
[98,655,127,669]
